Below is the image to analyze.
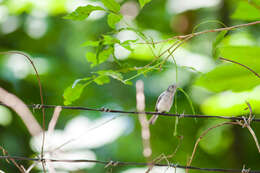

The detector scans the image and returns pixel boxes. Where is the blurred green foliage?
[1,0,260,172]
[196,46,260,92]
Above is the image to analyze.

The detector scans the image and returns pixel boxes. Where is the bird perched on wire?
[149,84,177,124]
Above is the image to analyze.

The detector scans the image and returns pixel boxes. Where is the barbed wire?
[1,103,260,122]
[0,155,258,173]
[1,103,259,122]
[1,102,260,173]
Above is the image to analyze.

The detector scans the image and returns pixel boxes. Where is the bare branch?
[0,51,47,172]
[142,21,260,44]
[48,106,62,133]
[245,123,260,153]
[136,80,152,160]
[0,146,25,173]
[187,119,260,173]
[146,136,183,173]
[0,88,42,135]
[186,121,238,173]
[219,57,260,78]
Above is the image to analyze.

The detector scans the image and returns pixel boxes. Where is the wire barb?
[242,165,251,173]
[1,103,260,122]
[0,155,260,173]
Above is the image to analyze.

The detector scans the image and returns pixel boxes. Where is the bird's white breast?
[157,92,173,112]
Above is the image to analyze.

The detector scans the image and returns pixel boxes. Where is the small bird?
[149,84,177,124]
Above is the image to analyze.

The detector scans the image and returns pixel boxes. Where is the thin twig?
[48,106,62,133]
[0,88,42,135]
[187,118,260,173]
[0,51,47,172]
[146,136,183,173]
[244,124,260,153]
[0,155,260,173]
[25,162,37,173]
[136,21,260,73]
[219,57,260,78]
[144,40,180,69]
[186,121,238,173]
[1,103,259,122]
[238,102,260,153]
[0,146,25,173]
[142,21,260,44]
[159,36,192,69]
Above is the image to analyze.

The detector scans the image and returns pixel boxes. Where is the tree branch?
[219,57,260,78]
[143,21,260,44]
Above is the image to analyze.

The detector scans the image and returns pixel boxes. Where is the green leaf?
[231,1,260,21]
[195,46,260,92]
[219,46,260,61]
[125,27,148,42]
[99,46,114,62]
[95,70,131,84]
[107,13,122,29]
[212,31,227,59]
[97,70,122,80]
[63,77,92,105]
[86,51,97,66]
[201,87,260,115]
[102,0,120,13]
[64,5,105,20]
[81,40,100,47]
[103,35,120,45]
[94,75,110,85]
[86,47,114,67]
[120,39,137,51]
[95,43,104,64]
[138,0,152,8]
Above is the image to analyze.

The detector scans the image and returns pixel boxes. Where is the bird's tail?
[149,114,158,125]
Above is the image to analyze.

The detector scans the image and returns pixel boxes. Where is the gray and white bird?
[149,85,177,124]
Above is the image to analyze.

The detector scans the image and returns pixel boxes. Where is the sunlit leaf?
[120,39,137,51]
[138,0,152,8]
[195,46,260,92]
[81,40,100,47]
[201,87,260,115]
[107,13,122,29]
[103,35,120,45]
[95,43,104,64]
[102,0,120,13]
[86,51,97,66]
[231,1,260,21]
[130,44,154,60]
[64,5,105,20]
[94,75,110,85]
[95,70,131,84]
[86,47,114,67]
[99,46,114,62]
[212,31,227,59]
[124,27,148,41]
[63,78,92,105]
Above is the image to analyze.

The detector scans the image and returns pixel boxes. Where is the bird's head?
[167,84,177,92]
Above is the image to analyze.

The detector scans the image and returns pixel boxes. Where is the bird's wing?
[155,91,166,111]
